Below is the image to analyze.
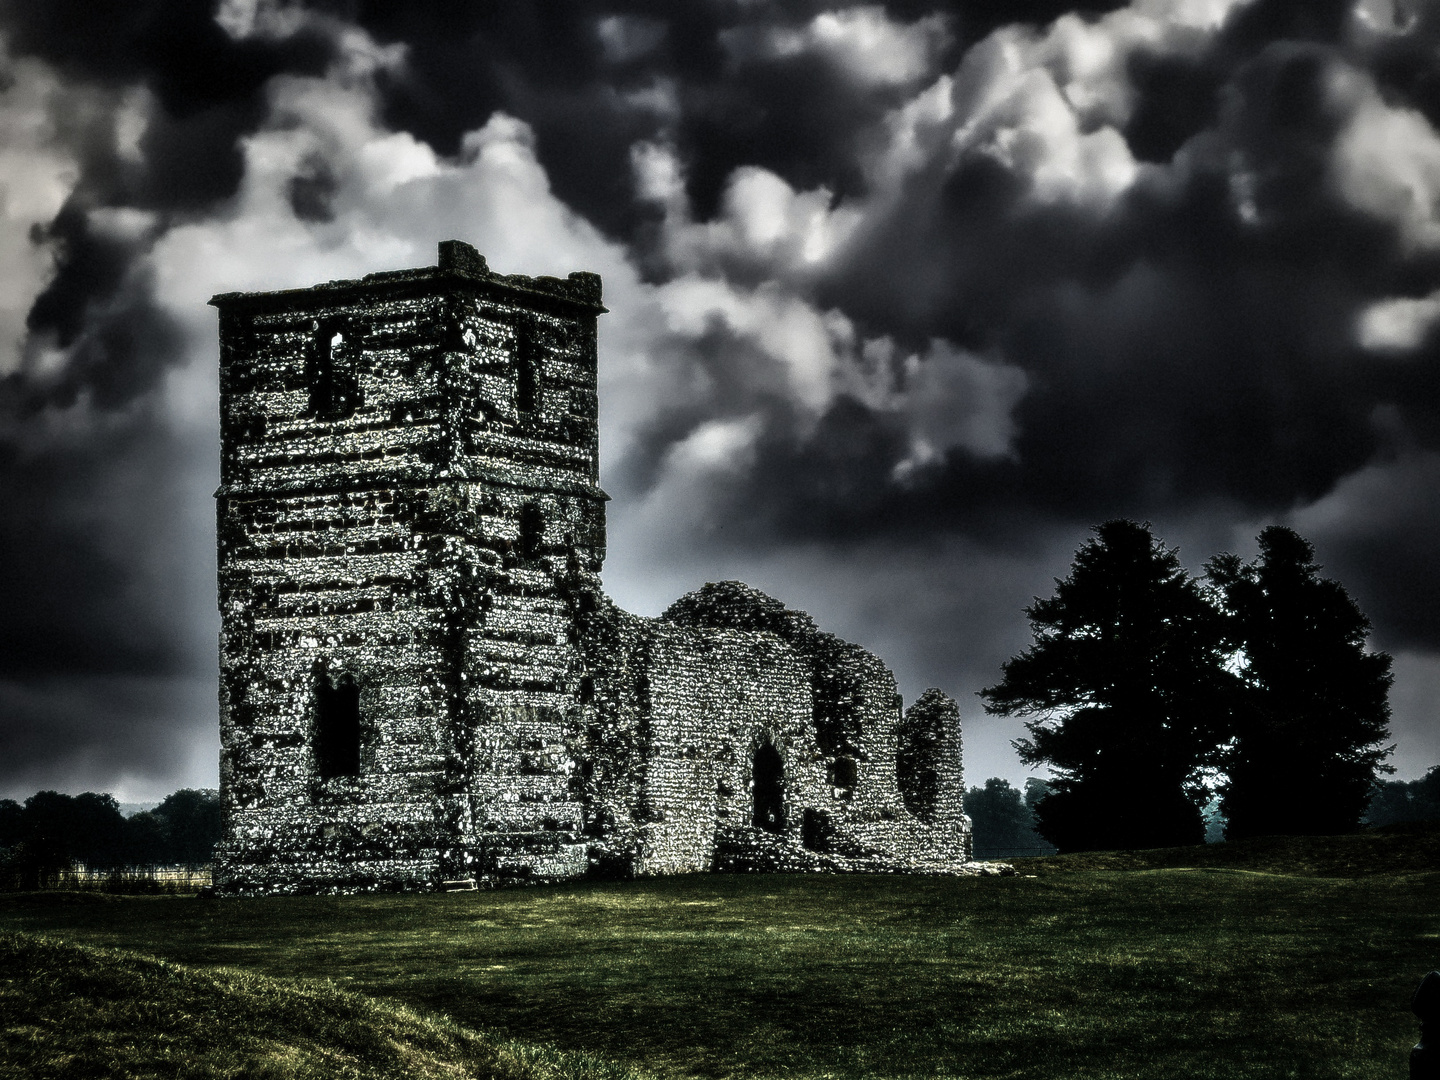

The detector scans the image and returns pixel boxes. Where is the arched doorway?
[752,738,785,833]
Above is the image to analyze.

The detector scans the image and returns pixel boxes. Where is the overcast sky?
[1,0,1438,802]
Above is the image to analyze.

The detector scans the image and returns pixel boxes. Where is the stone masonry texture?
[211,241,972,894]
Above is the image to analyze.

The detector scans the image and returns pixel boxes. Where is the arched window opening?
[752,738,785,833]
[315,672,361,779]
[306,320,361,419]
[520,503,544,560]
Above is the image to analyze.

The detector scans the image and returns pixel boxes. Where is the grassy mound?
[0,931,645,1080]
[1017,821,1440,877]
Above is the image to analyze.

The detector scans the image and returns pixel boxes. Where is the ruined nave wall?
[573,584,971,879]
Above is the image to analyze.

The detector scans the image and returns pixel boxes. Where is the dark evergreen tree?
[13,791,126,886]
[69,792,127,871]
[1208,527,1393,838]
[1019,779,1062,853]
[0,799,21,885]
[981,521,1230,853]
[0,799,21,851]
[1023,778,1054,813]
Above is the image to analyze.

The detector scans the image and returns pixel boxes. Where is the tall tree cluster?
[982,522,1393,853]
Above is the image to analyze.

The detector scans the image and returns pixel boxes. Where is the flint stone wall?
[212,242,971,894]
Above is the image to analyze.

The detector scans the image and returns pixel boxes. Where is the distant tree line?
[965,778,1057,859]
[0,789,222,889]
[1364,766,1440,828]
[982,522,1395,853]
[967,770,1435,858]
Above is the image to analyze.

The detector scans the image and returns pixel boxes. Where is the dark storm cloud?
[332,0,1124,235]
[2,0,332,408]
[19,203,188,411]
[4,0,1440,794]
[1284,450,1440,653]
[0,402,212,681]
[0,0,324,792]
[0,405,217,798]
[316,0,1440,660]
[0,671,216,800]
[340,0,885,234]
[287,155,339,222]
[648,2,1440,596]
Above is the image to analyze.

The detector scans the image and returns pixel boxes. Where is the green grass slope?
[2,828,1437,1079]
[0,932,645,1080]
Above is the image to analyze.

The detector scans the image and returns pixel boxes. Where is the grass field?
[2,827,1437,1079]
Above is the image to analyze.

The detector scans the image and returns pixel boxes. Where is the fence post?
[1414,970,1440,1079]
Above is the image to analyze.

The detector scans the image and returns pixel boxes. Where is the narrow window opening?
[315,672,361,779]
[515,321,537,414]
[307,320,360,419]
[752,738,786,833]
[520,503,544,560]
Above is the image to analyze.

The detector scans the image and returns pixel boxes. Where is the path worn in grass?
[2,842,1436,1080]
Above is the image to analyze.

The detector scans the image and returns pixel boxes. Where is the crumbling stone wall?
[897,689,967,828]
[212,242,970,894]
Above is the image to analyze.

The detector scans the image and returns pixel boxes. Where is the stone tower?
[213,242,972,895]
[212,241,606,892]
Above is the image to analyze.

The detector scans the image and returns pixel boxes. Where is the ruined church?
[211,241,971,894]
